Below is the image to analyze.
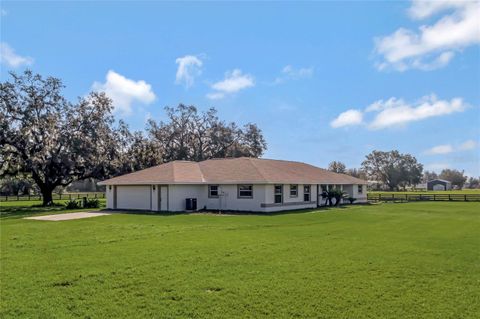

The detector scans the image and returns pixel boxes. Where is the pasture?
[1,201,479,318]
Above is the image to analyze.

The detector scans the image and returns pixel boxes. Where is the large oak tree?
[361,150,423,191]
[1,71,124,205]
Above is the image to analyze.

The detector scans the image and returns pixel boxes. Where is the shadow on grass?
[0,204,70,219]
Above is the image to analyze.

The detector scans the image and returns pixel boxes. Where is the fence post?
[433,194,436,201]
[60,194,62,200]
[449,194,451,201]
[465,194,467,202]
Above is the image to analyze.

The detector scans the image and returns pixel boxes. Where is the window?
[320,184,327,192]
[304,185,311,202]
[238,185,253,198]
[274,185,283,203]
[328,184,333,191]
[358,184,363,194]
[208,185,219,198]
[289,185,298,197]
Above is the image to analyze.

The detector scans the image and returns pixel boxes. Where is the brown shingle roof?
[98,157,367,185]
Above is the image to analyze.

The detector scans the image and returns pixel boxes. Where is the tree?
[147,104,267,162]
[466,177,480,189]
[346,168,367,180]
[0,71,125,205]
[328,161,346,174]
[439,169,467,189]
[361,150,423,191]
[422,170,438,183]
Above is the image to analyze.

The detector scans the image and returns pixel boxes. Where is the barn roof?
[98,157,367,185]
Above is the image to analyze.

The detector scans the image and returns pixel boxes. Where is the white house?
[98,157,367,213]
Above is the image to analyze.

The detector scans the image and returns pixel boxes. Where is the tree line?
[0,71,267,205]
[328,151,476,191]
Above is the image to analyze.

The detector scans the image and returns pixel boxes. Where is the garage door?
[116,186,151,210]
[433,184,445,191]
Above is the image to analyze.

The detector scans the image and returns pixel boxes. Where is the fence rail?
[0,193,106,202]
[367,193,480,202]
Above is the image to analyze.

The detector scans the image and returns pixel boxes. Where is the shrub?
[84,198,100,208]
[347,197,357,204]
[65,199,81,209]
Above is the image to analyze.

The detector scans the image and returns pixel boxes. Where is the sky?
[1,1,479,176]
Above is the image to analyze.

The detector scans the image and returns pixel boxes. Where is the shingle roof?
[98,157,367,185]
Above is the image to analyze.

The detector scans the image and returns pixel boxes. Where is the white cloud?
[330,109,363,128]
[424,139,477,155]
[175,55,203,88]
[207,69,254,100]
[459,139,478,151]
[425,144,454,155]
[92,70,156,115]
[273,65,314,84]
[368,94,466,130]
[0,42,34,68]
[332,94,468,130]
[374,1,480,71]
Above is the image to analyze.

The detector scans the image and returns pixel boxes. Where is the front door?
[159,186,168,211]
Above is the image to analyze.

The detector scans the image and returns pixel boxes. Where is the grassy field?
[370,189,480,195]
[0,199,106,219]
[1,202,479,318]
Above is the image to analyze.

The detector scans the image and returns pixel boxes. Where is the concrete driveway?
[24,211,111,221]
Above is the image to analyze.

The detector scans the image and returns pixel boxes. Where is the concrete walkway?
[24,212,111,221]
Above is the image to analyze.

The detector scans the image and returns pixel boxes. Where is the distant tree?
[346,168,367,180]
[328,161,346,174]
[0,71,125,205]
[147,104,267,162]
[422,170,438,183]
[466,176,480,189]
[0,175,36,196]
[361,150,423,191]
[439,169,467,189]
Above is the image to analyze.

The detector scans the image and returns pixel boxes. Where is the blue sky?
[1,1,479,176]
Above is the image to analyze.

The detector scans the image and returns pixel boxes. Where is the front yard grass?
[1,202,479,318]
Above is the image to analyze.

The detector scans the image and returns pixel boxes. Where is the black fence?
[367,193,480,202]
[0,192,106,202]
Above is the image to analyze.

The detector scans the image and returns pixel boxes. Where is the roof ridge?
[248,157,269,182]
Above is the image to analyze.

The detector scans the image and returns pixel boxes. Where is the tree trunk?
[41,187,54,206]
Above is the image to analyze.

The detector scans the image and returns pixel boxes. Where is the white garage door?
[433,184,446,191]
[117,186,151,210]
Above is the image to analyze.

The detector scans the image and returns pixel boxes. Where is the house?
[427,179,452,191]
[98,157,367,212]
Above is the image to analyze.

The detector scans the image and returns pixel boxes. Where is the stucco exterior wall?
[106,182,364,212]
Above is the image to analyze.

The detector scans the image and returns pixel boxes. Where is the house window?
[321,184,327,192]
[238,185,253,198]
[208,185,219,198]
[304,185,311,202]
[274,185,283,203]
[358,185,363,194]
[289,185,298,197]
[328,184,334,191]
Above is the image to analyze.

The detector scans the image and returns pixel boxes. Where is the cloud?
[332,94,468,130]
[374,1,480,71]
[330,109,363,128]
[424,139,477,155]
[206,69,254,100]
[273,65,314,84]
[425,144,454,155]
[175,55,203,88]
[92,70,156,115]
[368,94,466,130]
[459,139,478,151]
[0,42,34,68]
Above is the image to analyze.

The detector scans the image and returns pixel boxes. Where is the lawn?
[1,202,479,318]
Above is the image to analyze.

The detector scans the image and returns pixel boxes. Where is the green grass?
[370,189,480,195]
[0,200,106,219]
[1,202,479,318]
